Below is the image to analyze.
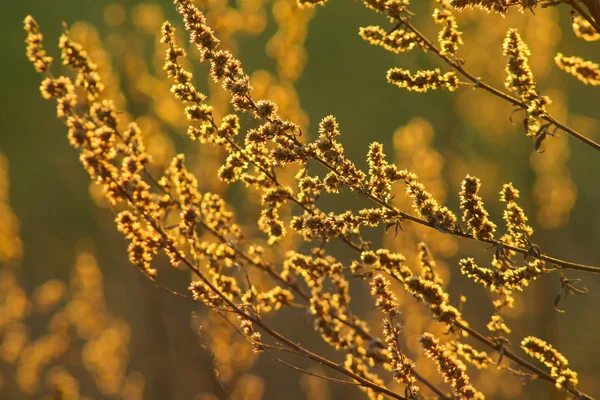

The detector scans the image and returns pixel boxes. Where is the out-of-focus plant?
[17,0,600,399]
[0,155,144,399]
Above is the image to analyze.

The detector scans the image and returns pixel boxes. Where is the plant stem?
[400,20,600,152]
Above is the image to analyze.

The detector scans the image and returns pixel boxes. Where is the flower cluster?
[162,16,296,245]
[521,336,579,389]
[571,11,600,41]
[359,249,413,282]
[59,30,104,101]
[503,29,551,137]
[26,19,186,283]
[367,142,404,202]
[297,0,328,7]
[283,250,372,358]
[115,211,159,279]
[25,16,302,387]
[399,170,457,231]
[447,341,492,370]
[24,16,53,73]
[459,175,496,240]
[449,0,509,14]
[370,275,400,317]
[387,68,459,92]
[460,257,545,291]
[500,183,534,247]
[308,116,369,192]
[239,317,264,353]
[359,26,419,54]
[555,53,600,86]
[419,332,484,399]
[433,2,463,57]
[487,313,511,334]
[360,0,410,17]
[382,320,418,395]
[404,276,462,325]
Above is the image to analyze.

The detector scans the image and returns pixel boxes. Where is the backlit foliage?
[13,0,600,399]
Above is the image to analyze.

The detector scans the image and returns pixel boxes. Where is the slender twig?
[110,174,407,400]
[142,152,449,396]
[577,0,600,31]
[411,368,450,399]
[225,89,600,275]
[378,265,594,399]
[265,351,361,386]
[172,62,595,395]
[454,321,594,400]
[167,8,596,398]
[399,20,600,152]
[171,14,600,276]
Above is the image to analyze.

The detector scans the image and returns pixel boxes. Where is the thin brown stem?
[454,321,594,400]
[265,351,361,386]
[167,7,597,398]
[113,174,407,399]
[297,130,600,274]
[578,0,600,31]
[401,19,600,152]
[144,142,446,398]
[176,7,600,275]
[221,80,597,399]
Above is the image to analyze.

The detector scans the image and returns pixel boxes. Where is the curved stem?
[299,131,600,273]
[114,174,408,400]
[235,97,597,398]
[578,0,600,31]
[455,321,594,400]
[400,20,600,152]
[167,5,598,398]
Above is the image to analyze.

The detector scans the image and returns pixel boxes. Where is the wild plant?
[20,0,600,398]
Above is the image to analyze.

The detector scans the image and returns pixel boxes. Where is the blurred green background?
[1,0,599,399]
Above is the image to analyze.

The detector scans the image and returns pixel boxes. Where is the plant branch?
[454,321,594,400]
[114,175,407,400]
[399,19,600,152]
